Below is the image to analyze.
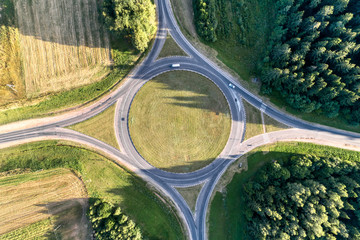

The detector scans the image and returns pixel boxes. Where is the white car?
[228,83,235,89]
[171,64,180,68]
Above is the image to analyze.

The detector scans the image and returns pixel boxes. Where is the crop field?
[0,168,88,237]
[13,0,111,97]
[0,0,24,106]
[0,141,185,240]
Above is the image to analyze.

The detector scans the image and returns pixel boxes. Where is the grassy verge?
[244,99,289,140]
[158,34,188,59]
[243,101,263,140]
[0,141,184,240]
[269,91,360,133]
[68,104,119,149]
[206,0,273,82]
[175,184,203,213]
[208,142,360,240]
[170,0,197,38]
[172,0,273,82]
[263,112,289,133]
[129,71,231,173]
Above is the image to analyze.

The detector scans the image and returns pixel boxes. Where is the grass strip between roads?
[0,141,184,240]
[68,104,119,149]
[243,100,289,140]
[208,142,360,240]
[129,71,231,173]
[158,34,188,59]
[175,184,204,213]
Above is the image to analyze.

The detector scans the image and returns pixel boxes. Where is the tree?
[244,154,360,239]
[102,0,156,52]
[260,0,360,124]
[88,199,143,240]
[194,0,217,42]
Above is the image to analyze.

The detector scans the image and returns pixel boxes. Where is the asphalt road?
[1,0,360,239]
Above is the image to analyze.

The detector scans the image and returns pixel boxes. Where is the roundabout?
[0,0,360,239]
[128,71,231,173]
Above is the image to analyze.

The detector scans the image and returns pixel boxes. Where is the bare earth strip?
[13,0,111,97]
[0,168,87,235]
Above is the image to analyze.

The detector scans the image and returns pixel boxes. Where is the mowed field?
[129,71,231,172]
[0,168,89,238]
[13,0,111,97]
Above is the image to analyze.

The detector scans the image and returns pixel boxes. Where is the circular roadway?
[0,0,360,240]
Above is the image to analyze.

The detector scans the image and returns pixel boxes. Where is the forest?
[194,0,360,124]
[102,0,156,52]
[244,154,360,239]
[88,199,143,240]
[261,0,360,124]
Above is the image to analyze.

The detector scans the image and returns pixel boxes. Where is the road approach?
[1,0,360,239]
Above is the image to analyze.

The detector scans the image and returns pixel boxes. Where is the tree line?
[244,154,360,239]
[261,0,360,124]
[88,199,143,240]
[193,0,249,43]
[193,0,360,125]
[102,0,156,52]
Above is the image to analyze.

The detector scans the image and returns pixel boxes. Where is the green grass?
[243,100,289,140]
[269,91,360,133]
[175,184,203,213]
[263,113,289,133]
[0,37,139,126]
[208,142,360,240]
[243,100,263,140]
[68,104,119,149]
[0,218,55,240]
[129,71,231,173]
[158,35,188,58]
[0,141,184,240]
[206,0,274,82]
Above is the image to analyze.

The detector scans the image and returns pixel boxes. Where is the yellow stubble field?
[13,0,111,97]
[0,168,88,238]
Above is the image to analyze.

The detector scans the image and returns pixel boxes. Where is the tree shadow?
[148,158,218,173]
[36,198,91,240]
[0,0,109,49]
[103,183,184,240]
[148,72,231,115]
[164,95,224,115]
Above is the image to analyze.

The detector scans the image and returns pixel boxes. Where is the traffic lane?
[141,61,241,122]
[119,63,244,180]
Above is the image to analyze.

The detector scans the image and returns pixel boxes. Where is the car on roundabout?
[228,83,235,89]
